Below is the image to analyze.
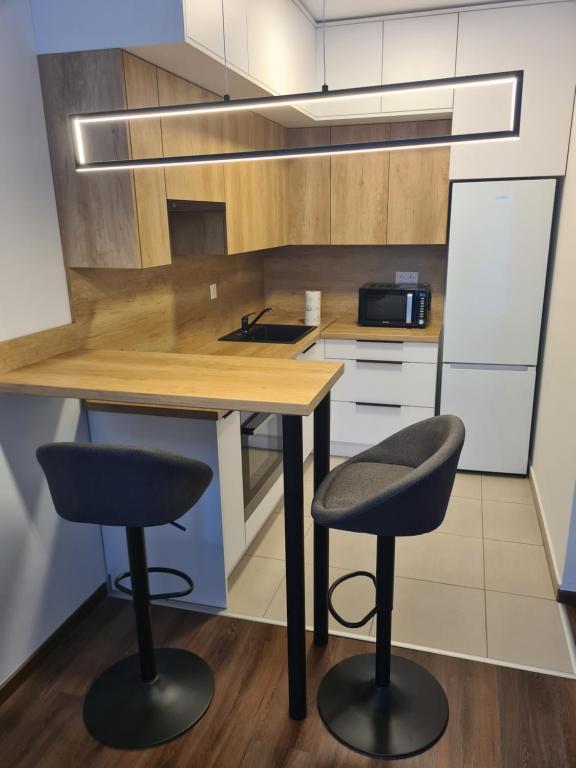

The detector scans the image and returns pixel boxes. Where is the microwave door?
[366,291,407,325]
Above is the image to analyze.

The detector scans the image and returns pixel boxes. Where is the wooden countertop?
[180,312,335,360]
[0,349,343,416]
[321,297,443,343]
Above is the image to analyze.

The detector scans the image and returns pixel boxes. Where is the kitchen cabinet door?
[330,124,390,245]
[387,120,450,245]
[450,2,576,179]
[157,69,225,203]
[247,0,316,95]
[286,127,330,245]
[184,0,249,74]
[223,111,287,253]
[39,50,166,269]
[123,54,171,268]
[310,22,383,118]
[381,14,457,115]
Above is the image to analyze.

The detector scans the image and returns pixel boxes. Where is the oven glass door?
[241,411,283,522]
[365,291,408,323]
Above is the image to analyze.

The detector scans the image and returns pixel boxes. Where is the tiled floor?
[225,459,576,675]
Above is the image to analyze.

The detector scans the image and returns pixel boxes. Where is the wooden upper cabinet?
[223,111,287,254]
[387,120,450,245]
[157,70,225,203]
[122,53,171,268]
[286,128,330,245]
[330,124,391,245]
[39,50,170,268]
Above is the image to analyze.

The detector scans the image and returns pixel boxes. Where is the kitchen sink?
[219,323,316,344]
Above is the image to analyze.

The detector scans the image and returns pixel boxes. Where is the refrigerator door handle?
[446,363,530,372]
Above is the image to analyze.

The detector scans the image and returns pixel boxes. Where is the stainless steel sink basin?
[218,323,316,344]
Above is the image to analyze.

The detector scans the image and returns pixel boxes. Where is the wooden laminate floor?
[0,597,575,768]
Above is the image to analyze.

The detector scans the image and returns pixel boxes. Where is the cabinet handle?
[355,402,401,409]
[355,359,403,365]
[356,340,402,345]
[301,342,317,355]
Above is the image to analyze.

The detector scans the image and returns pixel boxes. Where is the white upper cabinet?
[381,14,457,115]
[184,0,249,74]
[247,0,316,95]
[308,15,457,120]
[310,22,383,117]
[450,2,576,179]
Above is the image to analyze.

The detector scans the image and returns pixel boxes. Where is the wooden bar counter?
[0,348,342,416]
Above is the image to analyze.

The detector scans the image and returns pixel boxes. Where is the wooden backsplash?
[66,240,446,350]
[67,212,265,353]
[263,245,447,317]
[1,233,446,372]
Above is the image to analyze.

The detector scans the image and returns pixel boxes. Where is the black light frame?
[72,70,523,172]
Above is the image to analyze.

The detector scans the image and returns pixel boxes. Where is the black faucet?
[241,307,272,334]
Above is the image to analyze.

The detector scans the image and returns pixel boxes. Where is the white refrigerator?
[440,179,556,474]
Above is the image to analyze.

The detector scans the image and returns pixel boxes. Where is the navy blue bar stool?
[312,416,465,759]
[37,442,214,750]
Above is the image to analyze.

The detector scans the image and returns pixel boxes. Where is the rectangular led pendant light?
[72,70,523,172]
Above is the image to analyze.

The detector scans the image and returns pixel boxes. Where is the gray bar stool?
[312,415,465,760]
[37,443,214,750]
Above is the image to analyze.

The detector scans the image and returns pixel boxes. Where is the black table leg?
[313,393,331,646]
[282,414,306,720]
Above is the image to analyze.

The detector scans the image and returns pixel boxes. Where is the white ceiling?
[300,0,536,22]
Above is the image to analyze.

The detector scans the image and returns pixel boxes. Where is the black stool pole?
[126,527,157,682]
[375,536,395,688]
[313,393,331,646]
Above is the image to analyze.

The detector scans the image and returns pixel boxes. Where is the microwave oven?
[358,283,431,328]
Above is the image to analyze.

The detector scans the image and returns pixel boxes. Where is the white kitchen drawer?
[332,360,436,408]
[331,401,434,453]
[297,339,324,361]
[324,339,438,364]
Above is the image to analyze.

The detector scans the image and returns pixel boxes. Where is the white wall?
[531,112,576,590]
[0,397,106,688]
[30,0,185,53]
[0,1,106,689]
[0,0,71,341]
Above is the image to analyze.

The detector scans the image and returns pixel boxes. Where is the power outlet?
[395,271,419,284]
[209,283,218,300]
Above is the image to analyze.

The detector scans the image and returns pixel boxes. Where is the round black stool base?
[317,653,448,759]
[83,648,214,750]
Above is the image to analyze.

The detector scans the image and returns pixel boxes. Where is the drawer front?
[331,359,436,407]
[324,339,438,363]
[297,339,324,361]
[331,401,434,446]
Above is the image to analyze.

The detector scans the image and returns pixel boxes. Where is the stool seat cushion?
[37,443,213,528]
[323,462,412,510]
[312,415,464,537]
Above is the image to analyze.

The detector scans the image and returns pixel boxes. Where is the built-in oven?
[240,411,283,522]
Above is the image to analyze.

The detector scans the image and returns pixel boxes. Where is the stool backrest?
[37,443,213,527]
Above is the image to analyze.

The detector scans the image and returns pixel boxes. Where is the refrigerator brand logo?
[495,195,511,200]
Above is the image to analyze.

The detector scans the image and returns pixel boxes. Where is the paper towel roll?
[305,290,321,326]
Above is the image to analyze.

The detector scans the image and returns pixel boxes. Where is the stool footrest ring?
[114,567,194,600]
[328,570,376,629]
